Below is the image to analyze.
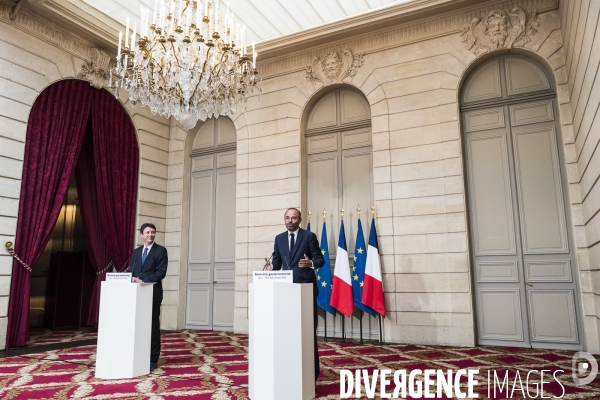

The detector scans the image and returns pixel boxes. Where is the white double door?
[465,99,583,350]
[186,151,236,330]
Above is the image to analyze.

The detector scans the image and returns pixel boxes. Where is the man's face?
[141,227,156,247]
[323,54,341,80]
[487,15,508,47]
[284,209,301,232]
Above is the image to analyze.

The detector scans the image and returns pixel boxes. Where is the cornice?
[256,0,558,79]
[0,2,113,88]
[35,0,119,50]
[0,2,98,61]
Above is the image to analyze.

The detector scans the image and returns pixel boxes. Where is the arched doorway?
[185,117,236,331]
[461,54,583,350]
[7,80,139,348]
[304,87,378,339]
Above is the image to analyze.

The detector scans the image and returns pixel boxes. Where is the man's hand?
[298,254,312,268]
[132,277,143,283]
[264,257,273,271]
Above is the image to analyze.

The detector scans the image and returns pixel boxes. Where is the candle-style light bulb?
[117,31,122,57]
[131,21,136,48]
[125,16,130,47]
[152,0,158,25]
[229,15,233,46]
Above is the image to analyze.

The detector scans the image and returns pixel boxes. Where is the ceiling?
[33,0,410,44]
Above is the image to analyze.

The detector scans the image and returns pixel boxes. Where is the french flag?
[330,221,354,317]
[362,219,386,317]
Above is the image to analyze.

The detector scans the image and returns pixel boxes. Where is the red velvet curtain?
[6,80,94,348]
[75,120,111,327]
[91,89,139,273]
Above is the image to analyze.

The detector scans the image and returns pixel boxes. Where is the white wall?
[558,0,600,354]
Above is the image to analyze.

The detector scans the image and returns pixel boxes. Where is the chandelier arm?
[182,45,211,101]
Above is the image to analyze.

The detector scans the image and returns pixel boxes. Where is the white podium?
[95,281,154,379]
[249,277,315,400]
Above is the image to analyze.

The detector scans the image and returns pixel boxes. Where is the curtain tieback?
[96,261,114,276]
[4,242,32,272]
[119,260,130,273]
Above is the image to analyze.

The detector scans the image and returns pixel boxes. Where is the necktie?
[142,247,148,266]
[289,233,295,255]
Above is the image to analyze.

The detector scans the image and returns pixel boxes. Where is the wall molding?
[0,3,113,87]
[257,0,557,79]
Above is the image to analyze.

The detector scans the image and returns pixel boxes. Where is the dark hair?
[140,223,157,234]
[284,208,302,218]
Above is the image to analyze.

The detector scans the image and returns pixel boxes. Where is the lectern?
[249,274,315,400]
[95,281,154,379]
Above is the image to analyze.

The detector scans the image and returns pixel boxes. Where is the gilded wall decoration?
[305,49,364,86]
[77,48,112,89]
[461,7,539,55]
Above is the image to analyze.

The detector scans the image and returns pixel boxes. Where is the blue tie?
[142,247,148,266]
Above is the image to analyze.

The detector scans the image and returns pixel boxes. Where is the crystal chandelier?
[110,0,261,130]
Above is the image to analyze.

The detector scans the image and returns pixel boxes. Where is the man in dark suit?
[130,222,168,372]
[264,208,324,381]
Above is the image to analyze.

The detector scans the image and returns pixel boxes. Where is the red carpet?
[0,330,598,399]
[27,329,98,347]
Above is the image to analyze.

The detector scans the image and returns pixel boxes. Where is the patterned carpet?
[27,329,98,347]
[0,330,598,399]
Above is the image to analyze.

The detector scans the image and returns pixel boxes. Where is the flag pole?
[371,204,384,345]
[341,206,345,343]
[357,203,364,345]
[322,208,328,342]
[360,311,364,344]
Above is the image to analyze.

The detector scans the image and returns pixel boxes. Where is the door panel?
[528,290,578,343]
[512,127,568,254]
[466,131,516,255]
[186,286,211,326]
[187,120,236,331]
[478,289,524,341]
[463,56,582,351]
[213,283,235,331]
[215,168,236,262]
[477,261,518,282]
[190,173,213,263]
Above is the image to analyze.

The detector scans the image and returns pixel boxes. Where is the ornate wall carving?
[77,48,112,88]
[305,49,364,86]
[257,0,556,79]
[461,7,539,54]
[0,2,112,87]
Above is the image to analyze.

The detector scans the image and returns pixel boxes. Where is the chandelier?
[110,0,261,130]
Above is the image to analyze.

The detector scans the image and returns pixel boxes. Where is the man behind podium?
[130,223,168,372]
[264,208,324,381]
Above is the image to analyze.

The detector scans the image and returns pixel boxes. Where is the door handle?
[213,281,217,284]
[525,281,533,286]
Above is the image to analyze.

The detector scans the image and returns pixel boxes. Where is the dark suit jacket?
[130,243,168,302]
[272,228,324,289]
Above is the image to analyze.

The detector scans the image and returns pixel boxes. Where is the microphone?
[284,252,290,270]
[263,253,273,271]
[130,259,137,276]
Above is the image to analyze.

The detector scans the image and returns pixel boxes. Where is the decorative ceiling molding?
[461,7,539,54]
[0,3,98,62]
[0,3,114,88]
[306,49,364,86]
[256,0,557,79]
